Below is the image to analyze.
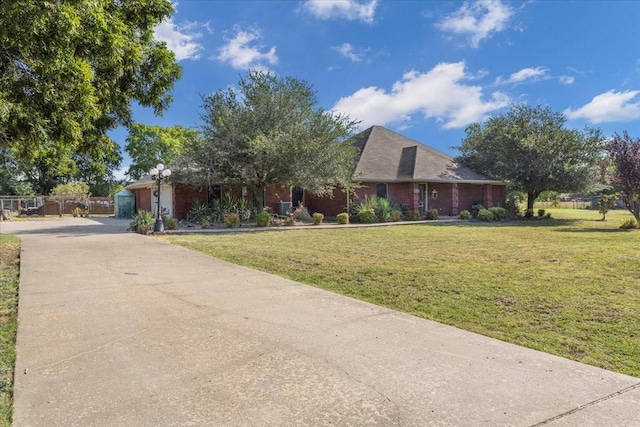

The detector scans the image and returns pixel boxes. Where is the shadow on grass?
[429,218,582,228]
[552,227,635,233]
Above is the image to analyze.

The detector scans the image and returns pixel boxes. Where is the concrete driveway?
[3,217,639,426]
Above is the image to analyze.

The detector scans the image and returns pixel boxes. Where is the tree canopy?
[0,0,181,180]
[179,71,359,208]
[606,132,640,222]
[456,104,605,211]
[125,124,199,180]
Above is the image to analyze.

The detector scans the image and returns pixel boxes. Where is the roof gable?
[352,126,503,184]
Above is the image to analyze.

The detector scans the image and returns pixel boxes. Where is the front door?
[292,187,304,208]
[419,184,427,216]
[152,185,173,218]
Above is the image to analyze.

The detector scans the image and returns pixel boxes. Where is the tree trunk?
[252,185,266,211]
[628,199,640,223]
[527,191,538,212]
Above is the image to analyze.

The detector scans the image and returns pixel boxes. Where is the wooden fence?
[0,196,114,216]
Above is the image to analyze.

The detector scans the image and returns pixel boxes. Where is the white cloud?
[559,75,575,85]
[564,90,640,123]
[154,18,203,61]
[508,67,547,83]
[496,66,548,85]
[332,43,365,62]
[437,0,514,48]
[333,62,510,129]
[215,28,278,70]
[303,0,378,23]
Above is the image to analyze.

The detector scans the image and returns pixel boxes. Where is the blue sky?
[111,0,640,178]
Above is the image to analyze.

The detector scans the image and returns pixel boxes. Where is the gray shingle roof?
[352,126,504,184]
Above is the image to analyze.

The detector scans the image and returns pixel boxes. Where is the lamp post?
[149,163,171,232]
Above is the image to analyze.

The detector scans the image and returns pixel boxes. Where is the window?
[376,183,388,198]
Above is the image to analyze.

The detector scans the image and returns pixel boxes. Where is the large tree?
[0,0,181,166]
[125,124,199,180]
[180,71,359,208]
[606,131,640,222]
[456,105,605,211]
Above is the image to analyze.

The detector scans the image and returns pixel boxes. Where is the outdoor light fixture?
[431,189,438,200]
[149,163,171,232]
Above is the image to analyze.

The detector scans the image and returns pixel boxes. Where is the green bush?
[538,209,546,217]
[620,218,638,229]
[357,208,376,224]
[312,212,324,225]
[389,210,401,222]
[255,211,271,227]
[283,216,294,226]
[489,206,507,221]
[201,217,211,229]
[128,209,154,234]
[165,217,179,230]
[470,203,485,218]
[477,209,494,222]
[354,195,397,222]
[524,209,534,219]
[223,213,240,228]
[336,212,349,224]
[188,199,213,222]
[425,209,439,220]
[505,191,524,217]
[405,210,420,221]
[459,210,471,220]
[545,212,552,219]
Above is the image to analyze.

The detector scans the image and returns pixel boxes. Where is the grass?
[0,234,19,426]
[163,208,640,378]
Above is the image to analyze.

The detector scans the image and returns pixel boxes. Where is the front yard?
[164,209,640,378]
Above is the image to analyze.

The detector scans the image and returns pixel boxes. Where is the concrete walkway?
[3,217,639,426]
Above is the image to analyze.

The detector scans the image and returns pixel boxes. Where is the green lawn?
[0,234,19,426]
[164,208,640,378]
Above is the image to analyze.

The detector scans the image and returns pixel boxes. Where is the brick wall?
[173,184,208,219]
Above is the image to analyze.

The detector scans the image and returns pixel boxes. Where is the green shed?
[114,189,135,218]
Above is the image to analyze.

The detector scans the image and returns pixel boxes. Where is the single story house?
[126,125,506,219]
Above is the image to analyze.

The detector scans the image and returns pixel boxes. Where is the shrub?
[524,209,534,219]
[538,209,546,217]
[405,210,420,221]
[620,218,638,229]
[283,216,294,226]
[425,209,439,220]
[72,207,82,217]
[165,217,179,230]
[292,205,312,222]
[477,209,494,222]
[545,212,552,219]
[470,203,485,218]
[354,195,397,222]
[188,199,212,222]
[336,212,349,224]
[128,209,154,234]
[489,206,507,221]
[357,208,376,224]
[596,193,619,220]
[223,213,240,228]
[201,217,211,229]
[255,211,271,227]
[388,210,401,222]
[312,212,324,225]
[459,210,471,220]
[505,191,524,217]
